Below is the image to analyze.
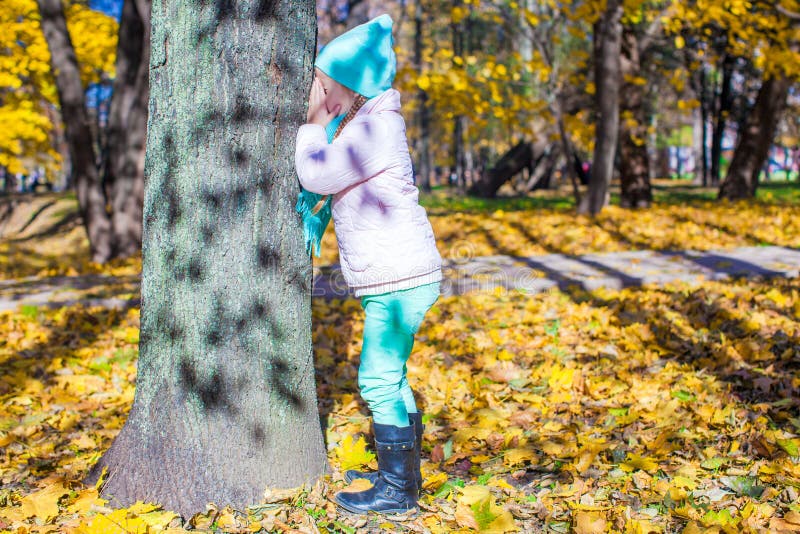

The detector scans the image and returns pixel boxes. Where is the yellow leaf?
[455,502,481,530]
[574,442,605,474]
[574,511,608,534]
[486,506,519,533]
[457,485,492,505]
[671,476,697,490]
[682,521,704,534]
[80,508,149,534]
[456,487,518,533]
[340,477,374,492]
[53,411,80,432]
[66,488,105,515]
[620,453,659,473]
[417,74,431,91]
[422,472,449,492]
[141,510,180,531]
[504,447,537,466]
[524,10,540,26]
[497,349,514,361]
[334,435,376,471]
[759,462,782,475]
[19,482,69,521]
[262,486,302,503]
[453,426,492,443]
[215,507,240,529]
[488,478,515,491]
[764,288,789,306]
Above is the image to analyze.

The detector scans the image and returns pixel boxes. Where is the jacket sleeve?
[294,114,390,195]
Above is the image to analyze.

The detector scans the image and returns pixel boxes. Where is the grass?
[419,179,800,214]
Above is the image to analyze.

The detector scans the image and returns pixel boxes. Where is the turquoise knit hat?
[315,14,397,98]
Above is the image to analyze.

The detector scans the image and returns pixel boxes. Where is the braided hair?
[310,94,369,215]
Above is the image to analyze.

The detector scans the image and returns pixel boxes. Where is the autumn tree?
[36,0,113,261]
[3,0,148,261]
[86,0,327,517]
[1,0,116,184]
[0,0,114,180]
[718,9,799,199]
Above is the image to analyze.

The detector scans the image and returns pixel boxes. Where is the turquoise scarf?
[296,114,345,257]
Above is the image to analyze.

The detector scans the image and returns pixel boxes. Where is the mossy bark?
[87,0,326,518]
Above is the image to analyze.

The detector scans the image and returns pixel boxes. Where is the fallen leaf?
[573,511,607,534]
[334,435,376,471]
[19,482,69,521]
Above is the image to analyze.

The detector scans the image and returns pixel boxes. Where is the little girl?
[294,14,442,515]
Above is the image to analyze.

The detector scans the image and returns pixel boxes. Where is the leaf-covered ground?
[1,188,799,532]
[1,275,799,533]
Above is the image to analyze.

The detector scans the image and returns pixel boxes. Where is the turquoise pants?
[358,282,440,427]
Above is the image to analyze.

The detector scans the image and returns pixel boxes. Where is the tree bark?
[711,54,735,186]
[579,0,623,215]
[555,108,582,205]
[86,0,327,517]
[413,0,432,191]
[451,0,467,192]
[618,26,651,208]
[1,167,15,194]
[698,64,710,185]
[718,76,792,200]
[36,0,113,262]
[102,0,151,259]
[469,139,549,197]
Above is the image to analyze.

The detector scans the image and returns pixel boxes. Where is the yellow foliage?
[0,0,117,173]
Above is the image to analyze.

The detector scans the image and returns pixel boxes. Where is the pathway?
[1,246,799,312]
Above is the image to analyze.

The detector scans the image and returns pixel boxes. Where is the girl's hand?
[307,77,341,126]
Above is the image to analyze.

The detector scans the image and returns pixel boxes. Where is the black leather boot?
[335,423,418,514]
[408,412,424,492]
[344,412,424,494]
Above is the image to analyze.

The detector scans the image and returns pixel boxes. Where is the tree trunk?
[86,0,326,518]
[2,167,14,194]
[698,64,710,185]
[36,0,113,262]
[561,127,583,203]
[711,54,734,186]
[718,76,792,200]
[103,0,151,259]
[579,0,623,215]
[413,0,432,192]
[451,0,466,192]
[468,140,548,197]
[618,26,651,208]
